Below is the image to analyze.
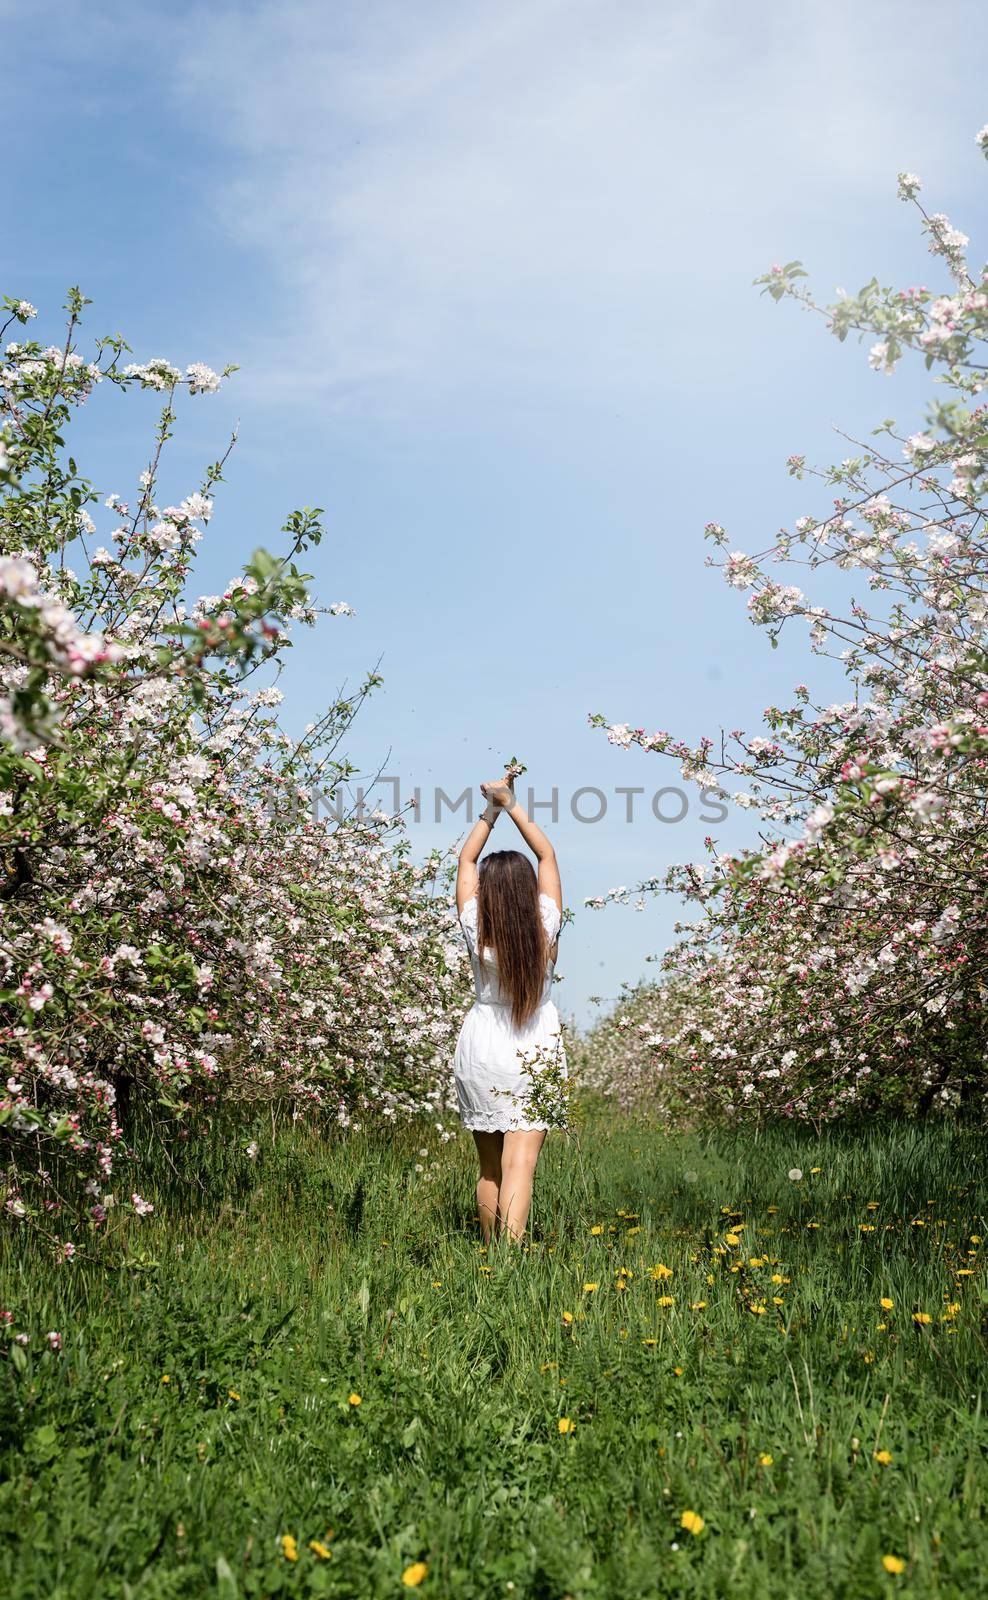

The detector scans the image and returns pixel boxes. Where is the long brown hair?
[477,850,548,1027]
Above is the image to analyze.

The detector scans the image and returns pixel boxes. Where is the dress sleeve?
[539,892,561,943]
[459,893,479,954]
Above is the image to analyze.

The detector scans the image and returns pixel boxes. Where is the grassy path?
[1,1115,986,1597]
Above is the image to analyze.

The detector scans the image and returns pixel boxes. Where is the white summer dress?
[452,892,567,1132]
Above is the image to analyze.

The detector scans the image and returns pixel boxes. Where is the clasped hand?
[480,775,516,810]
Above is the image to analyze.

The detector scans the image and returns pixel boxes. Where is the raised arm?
[455,797,500,913]
[479,777,562,913]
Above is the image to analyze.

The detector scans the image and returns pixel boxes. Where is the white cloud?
[175,0,972,410]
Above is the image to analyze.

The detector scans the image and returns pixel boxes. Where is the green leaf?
[248,548,278,580]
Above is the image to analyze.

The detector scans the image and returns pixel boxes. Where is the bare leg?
[472,1130,503,1242]
[498,1129,547,1243]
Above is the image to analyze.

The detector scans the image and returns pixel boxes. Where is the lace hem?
[460,1116,564,1133]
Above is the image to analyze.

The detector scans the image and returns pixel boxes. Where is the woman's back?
[451,769,567,1240]
[460,890,561,1017]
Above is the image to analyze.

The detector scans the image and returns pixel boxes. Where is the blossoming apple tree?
[583,126,988,1123]
[0,290,469,1247]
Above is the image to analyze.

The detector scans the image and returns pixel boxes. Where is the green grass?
[1,1113,986,1598]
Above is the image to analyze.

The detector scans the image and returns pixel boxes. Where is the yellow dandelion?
[874,1450,892,1465]
[228,1389,240,1401]
[562,1311,574,1324]
[680,1510,705,1535]
[348,1392,362,1405]
[912,1312,932,1326]
[673,1366,683,1376]
[658,1295,675,1307]
[557,1417,576,1434]
[880,1297,893,1310]
[309,1540,332,1559]
[583,1282,599,1292]
[161,1374,170,1384]
[691,1301,707,1310]
[642,1338,657,1347]
[758,1452,773,1466]
[402,1561,429,1587]
[590,1225,603,1235]
[882,1554,905,1574]
[749,1304,767,1316]
[280,1534,298,1562]
[650,1263,673,1280]
[725,1233,740,1248]
[770,1273,784,1285]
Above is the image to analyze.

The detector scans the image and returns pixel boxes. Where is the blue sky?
[3,0,986,1021]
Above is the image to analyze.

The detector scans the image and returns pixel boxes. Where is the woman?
[453,771,566,1243]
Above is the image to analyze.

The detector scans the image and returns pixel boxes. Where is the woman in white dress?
[453,772,566,1243]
